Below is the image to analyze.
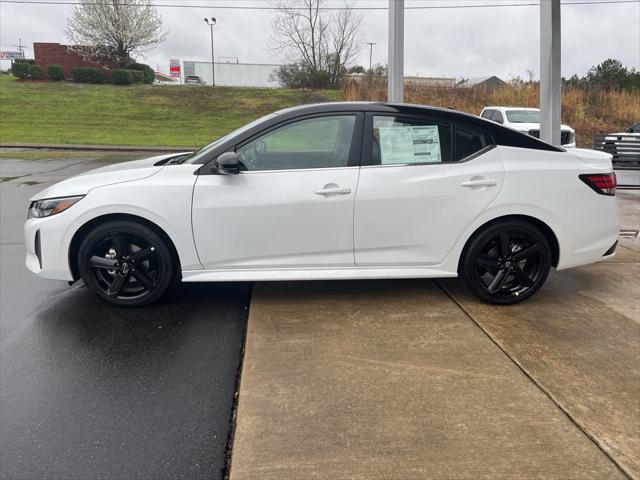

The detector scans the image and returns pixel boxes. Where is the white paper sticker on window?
[378,125,441,164]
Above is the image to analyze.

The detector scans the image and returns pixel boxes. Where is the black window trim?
[453,122,490,161]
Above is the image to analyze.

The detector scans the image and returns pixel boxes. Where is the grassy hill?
[2,75,636,149]
[0,76,342,147]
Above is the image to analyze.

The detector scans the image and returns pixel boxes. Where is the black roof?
[272,102,562,152]
[274,101,483,123]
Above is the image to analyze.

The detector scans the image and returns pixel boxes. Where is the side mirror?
[214,152,241,175]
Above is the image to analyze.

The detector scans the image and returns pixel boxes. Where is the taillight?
[579,173,616,196]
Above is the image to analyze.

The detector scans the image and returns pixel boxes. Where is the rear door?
[192,113,362,270]
[354,113,504,266]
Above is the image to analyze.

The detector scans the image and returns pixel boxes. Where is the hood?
[507,122,574,132]
[31,152,189,201]
[570,148,612,168]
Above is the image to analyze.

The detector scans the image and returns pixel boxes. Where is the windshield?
[183,113,278,164]
[505,110,540,123]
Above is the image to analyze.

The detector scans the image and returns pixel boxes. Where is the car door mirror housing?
[214,152,241,175]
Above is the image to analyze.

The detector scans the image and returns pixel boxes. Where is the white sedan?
[25,103,619,306]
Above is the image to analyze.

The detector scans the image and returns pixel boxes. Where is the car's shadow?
[33,281,251,345]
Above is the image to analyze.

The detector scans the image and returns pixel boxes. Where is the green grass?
[0,76,342,147]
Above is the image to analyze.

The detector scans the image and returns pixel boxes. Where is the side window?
[492,110,504,124]
[372,116,451,165]
[237,115,356,171]
[481,109,494,120]
[454,128,485,161]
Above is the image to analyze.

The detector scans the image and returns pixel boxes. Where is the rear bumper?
[556,196,620,270]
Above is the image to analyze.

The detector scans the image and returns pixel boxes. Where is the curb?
[0,143,198,153]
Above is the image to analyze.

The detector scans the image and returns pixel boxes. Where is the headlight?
[27,196,84,219]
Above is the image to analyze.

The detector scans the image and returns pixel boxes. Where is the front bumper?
[24,217,74,281]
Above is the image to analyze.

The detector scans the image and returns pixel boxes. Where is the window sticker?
[378,125,441,164]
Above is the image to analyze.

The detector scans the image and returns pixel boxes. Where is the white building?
[183,61,282,87]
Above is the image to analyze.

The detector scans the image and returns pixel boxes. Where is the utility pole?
[204,17,217,86]
[366,42,376,72]
[13,39,26,59]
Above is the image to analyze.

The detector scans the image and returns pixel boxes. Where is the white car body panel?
[30,153,186,200]
[25,163,202,280]
[24,106,619,291]
[192,166,360,269]
[354,147,504,266]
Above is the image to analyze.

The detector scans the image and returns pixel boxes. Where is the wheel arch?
[68,213,182,281]
[457,214,560,274]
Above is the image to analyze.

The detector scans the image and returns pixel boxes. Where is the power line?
[0,0,638,10]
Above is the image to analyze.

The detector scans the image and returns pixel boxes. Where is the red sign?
[169,59,181,78]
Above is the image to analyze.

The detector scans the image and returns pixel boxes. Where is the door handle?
[461,179,498,188]
[314,186,352,196]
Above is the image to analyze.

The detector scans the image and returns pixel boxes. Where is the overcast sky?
[1,0,638,80]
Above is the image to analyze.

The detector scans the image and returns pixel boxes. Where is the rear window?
[505,110,540,123]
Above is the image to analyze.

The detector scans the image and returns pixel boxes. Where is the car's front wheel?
[461,220,552,305]
[77,220,174,307]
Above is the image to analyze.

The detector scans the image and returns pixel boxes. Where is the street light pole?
[204,17,217,86]
[366,42,376,72]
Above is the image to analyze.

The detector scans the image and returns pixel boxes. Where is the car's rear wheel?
[462,220,551,305]
[77,221,174,307]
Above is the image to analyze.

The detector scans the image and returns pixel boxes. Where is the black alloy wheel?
[462,220,551,304]
[78,221,174,306]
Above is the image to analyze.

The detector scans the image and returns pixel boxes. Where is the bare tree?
[526,68,536,83]
[65,0,168,67]
[270,0,362,88]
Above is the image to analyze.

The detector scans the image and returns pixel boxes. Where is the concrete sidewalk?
[230,280,625,479]
[439,244,639,479]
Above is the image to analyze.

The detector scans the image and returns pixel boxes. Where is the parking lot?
[0,150,638,480]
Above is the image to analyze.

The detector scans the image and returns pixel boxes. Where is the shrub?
[274,63,332,89]
[132,70,145,83]
[47,64,65,81]
[28,65,44,80]
[11,59,35,79]
[71,67,106,84]
[112,69,136,85]
[128,63,154,84]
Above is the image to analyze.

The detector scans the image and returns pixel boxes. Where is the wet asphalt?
[0,151,250,480]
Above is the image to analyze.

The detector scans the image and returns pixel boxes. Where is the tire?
[461,220,551,305]
[77,220,175,307]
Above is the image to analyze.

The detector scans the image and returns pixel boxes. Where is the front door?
[192,114,361,270]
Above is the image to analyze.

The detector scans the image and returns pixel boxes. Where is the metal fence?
[592,132,640,169]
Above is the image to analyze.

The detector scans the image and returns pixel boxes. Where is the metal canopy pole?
[540,0,561,146]
[388,0,404,103]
